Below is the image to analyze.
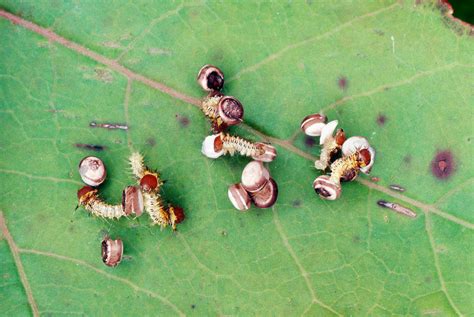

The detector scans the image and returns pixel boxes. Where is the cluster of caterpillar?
[76,152,184,230]
[77,186,125,219]
[129,152,184,230]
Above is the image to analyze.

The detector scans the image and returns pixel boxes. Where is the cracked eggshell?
[341,136,370,156]
[201,134,224,159]
[300,113,327,136]
[319,120,338,145]
[360,146,375,174]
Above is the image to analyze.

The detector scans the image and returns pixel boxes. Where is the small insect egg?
[300,113,327,136]
[252,143,277,162]
[241,161,270,193]
[101,237,123,267]
[197,64,224,92]
[341,136,370,156]
[78,156,106,187]
[313,175,341,200]
[201,134,224,159]
[218,96,244,126]
[250,178,278,208]
[122,186,144,216]
[228,183,251,211]
[319,120,339,145]
[140,174,158,192]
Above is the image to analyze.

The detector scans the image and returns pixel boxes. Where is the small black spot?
[74,143,106,152]
[431,150,455,180]
[403,155,412,164]
[376,114,387,126]
[292,200,302,208]
[352,235,361,243]
[146,138,156,147]
[337,76,348,91]
[304,136,316,147]
[176,114,190,128]
[191,304,196,309]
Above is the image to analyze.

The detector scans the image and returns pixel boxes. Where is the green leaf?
[0,1,472,315]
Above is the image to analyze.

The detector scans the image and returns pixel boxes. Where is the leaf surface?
[0,1,473,315]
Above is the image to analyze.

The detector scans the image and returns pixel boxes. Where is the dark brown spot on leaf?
[176,114,190,128]
[431,150,455,180]
[337,76,348,91]
[376,114,387,126]
[373,29,385,36]
[74,143,106,151]
[304,136,316,147]
[146,138,156,147]
[404,155,412,164]
[292,200,302,208]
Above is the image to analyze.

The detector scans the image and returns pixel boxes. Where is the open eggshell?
[241,161,270,193]
[360,146,376,174]
[300,113,327,136]
[341,136,370,156]
[201,134,224,159]
[319,120,338,145]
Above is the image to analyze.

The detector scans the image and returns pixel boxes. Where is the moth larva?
[128,152,185,230]
[77,186,125,219]
[202,133,277,162]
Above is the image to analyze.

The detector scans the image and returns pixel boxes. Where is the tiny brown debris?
[371,176,380,182]
[175,114,190,128]
[90,122,128,130]
[377,200,417,218]
[337,76,348,91]
[389,184,405,192]
[376,114,387,126]
[75,143,106,152]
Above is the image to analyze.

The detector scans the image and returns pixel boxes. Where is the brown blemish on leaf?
[292,200,302,208]
[176,114,190,128]
[376,114,387,126]
[146,138,156,147]
[404,155,412,165]
[337,76,348,91]
[431,150,455,179]
[352,235,361,243]
[74,143,106,151]
[304,136,316,148]
[373,29,385,36]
